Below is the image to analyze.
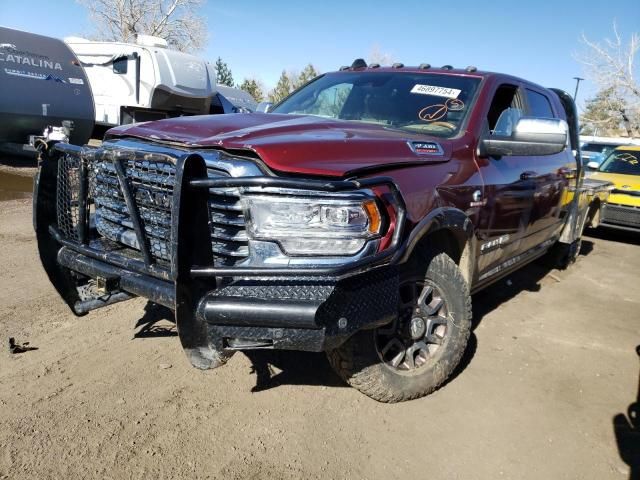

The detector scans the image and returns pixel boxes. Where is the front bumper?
[34,142,405,364]
[55,246,398,352]
[600,203,640,231]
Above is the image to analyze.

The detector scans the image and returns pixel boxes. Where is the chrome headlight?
[243,195,382,256]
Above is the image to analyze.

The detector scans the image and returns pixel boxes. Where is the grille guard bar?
[37,142,408,368]
[48,142,408,282]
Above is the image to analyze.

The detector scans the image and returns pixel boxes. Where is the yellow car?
[589,146,640,231]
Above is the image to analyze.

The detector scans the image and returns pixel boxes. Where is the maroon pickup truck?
[34,60,608,402]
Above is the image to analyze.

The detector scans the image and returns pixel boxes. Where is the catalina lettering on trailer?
[0,48,62,71]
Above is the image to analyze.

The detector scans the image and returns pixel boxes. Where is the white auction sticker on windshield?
[411,84,461,98]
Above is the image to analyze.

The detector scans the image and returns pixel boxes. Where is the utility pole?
[573,77,584,101]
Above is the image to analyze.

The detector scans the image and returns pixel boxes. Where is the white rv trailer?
[64,35,216,128]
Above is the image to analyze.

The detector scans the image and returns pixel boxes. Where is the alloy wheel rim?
[375,278,449,372]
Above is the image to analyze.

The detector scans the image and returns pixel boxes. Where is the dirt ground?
[0,163,639,479]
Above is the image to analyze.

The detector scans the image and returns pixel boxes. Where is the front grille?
[92,157,176,262]
[601,203,640,228]
[208,188,249,266]
[54,148,251,267]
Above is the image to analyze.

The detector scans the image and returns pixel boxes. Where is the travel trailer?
[0,26,94,151]
[64,35,217,131]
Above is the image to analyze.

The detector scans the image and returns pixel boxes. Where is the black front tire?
[326,253,472,403]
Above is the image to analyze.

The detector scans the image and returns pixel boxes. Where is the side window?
[486,84,525,136]
[525,89,554,118]
[113,57,128,74]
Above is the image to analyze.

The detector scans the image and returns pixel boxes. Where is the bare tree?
[368,44,396,66]
[77,0,207,52]
[577,22,639,137]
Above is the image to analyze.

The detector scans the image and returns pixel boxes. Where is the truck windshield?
[272,72,481,138]
[599,150,640,176]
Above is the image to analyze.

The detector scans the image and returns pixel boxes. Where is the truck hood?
[106,113,453,177]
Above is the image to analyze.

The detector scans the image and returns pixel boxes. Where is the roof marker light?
[418,63,431,69]
[392,63,404,68]
[351,58,367,69]
[466,66,478,72]
[441,65,453,70]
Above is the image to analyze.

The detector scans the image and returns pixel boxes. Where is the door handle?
[520,171,538,181]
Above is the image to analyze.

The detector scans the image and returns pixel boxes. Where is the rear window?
[599,150,640,176]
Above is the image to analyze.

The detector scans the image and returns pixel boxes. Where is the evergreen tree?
[268,70,293,104]
[580,88,638,137]
[238,78,264,102]
[215,57,234,87]
[294,64,320,89]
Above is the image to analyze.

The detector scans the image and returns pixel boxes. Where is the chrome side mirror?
[587,161,600,170]
[512,117,568,146]
[480,117,569,157]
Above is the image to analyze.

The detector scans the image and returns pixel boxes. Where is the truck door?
[475,84,535,276]
[517,87,571,252]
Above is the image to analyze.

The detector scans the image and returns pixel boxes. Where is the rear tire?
[327,252,472,403]
[546,239,581,270]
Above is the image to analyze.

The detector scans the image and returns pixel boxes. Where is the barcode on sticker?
[411,84,461,99]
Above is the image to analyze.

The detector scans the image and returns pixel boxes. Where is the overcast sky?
[2,0,639,106]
